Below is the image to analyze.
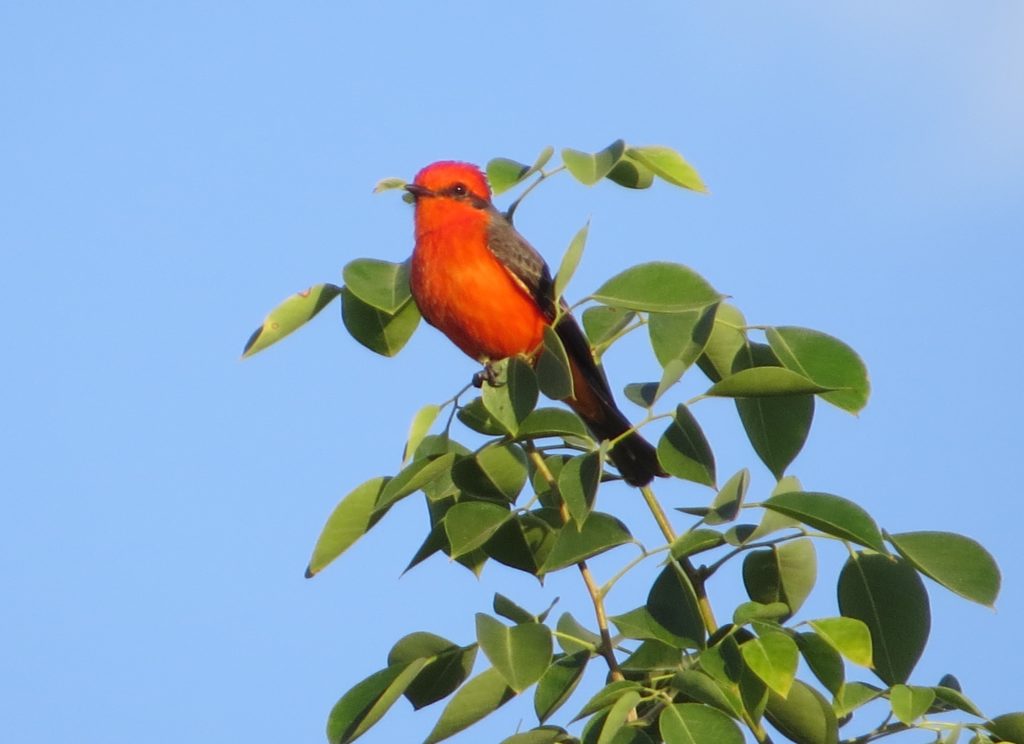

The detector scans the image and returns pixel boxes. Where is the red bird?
[406,161,664,487]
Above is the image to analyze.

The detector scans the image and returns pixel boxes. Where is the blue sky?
[2,2,1022,742]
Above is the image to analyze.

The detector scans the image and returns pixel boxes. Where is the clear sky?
[2,2,1022,742]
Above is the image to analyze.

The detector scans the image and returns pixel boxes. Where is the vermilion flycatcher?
[406,161,664,487]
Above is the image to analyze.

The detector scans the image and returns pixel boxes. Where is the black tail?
[581,406,665,487]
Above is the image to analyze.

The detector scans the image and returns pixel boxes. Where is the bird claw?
[472,362,501,389]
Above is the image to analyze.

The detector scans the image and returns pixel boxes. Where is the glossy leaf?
[985,712,1024,744]
[648,303,718,370]
[556,613,601,655]
[476,614,553,692]
[672,669,741,719]
[387,632,477,710]
[765,491,887,553]
[444,501,511,557]
[372,176,406,193]
[537,326,575,400]
[554,222,589,301]
[343,258,412,314]
[623,383,658,409]
[483,511,558,575]
[888,530,1000,608]
[696,303,746,382]
[562,140,626,185]
[518,407,589,441]
[705,468,748,525]
[838,553,930,685]
[766,326,870,413]
[626,145,707,192]
[606,153,655,189]
[493,594,536,625]
[582,306,635,348]
[307,477,389,577]
[340,288,420,357]
[670,529,725,559]
[375,453,456,513]
[487,158,530,196]
[597,690,643,744]
[456,397,505,435]
[807,617,873,667]
[452,443,528,502]
[732,343,814,479]
[833,682,883,718]
[326,659,429,744]
[558,452,601,528]
[592,262,720,313]
[501,727,575,744]
[422,666,516,744]
[482,357,539,435]
[403,404,441,463]
[707,367,833,398]
[733,601,790,625]
[646,565,706,650]
[659,703,744,744]
[764,679,838,744]
[542,512,632,573]
[890,684,935,724]
[243,283,342,358]
[795,632,844,695]
[575,680,643,719]
[740,627,798,697]
[657,404,716,487]
[535,651,590,723]
[620,639,681,671]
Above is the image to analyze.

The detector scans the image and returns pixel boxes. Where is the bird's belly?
[411,248,546,362]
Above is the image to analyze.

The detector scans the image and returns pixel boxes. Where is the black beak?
[404,183,433,199]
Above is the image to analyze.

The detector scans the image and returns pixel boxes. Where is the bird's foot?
[472,362,501,389]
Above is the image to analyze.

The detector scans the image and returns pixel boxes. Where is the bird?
[405,160,665,487]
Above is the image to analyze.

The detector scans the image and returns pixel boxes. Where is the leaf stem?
[505,165,567,222]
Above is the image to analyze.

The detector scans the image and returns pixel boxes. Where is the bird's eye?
[451,183,467,197]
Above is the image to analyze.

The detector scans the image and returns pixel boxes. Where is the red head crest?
[411,161,492,203]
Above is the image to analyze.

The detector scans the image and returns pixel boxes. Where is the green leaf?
[766,326,870,413]
[542,513,633,573]
[705,468,748,525]
[306,477,389,577]
[535,651,590,723]
[764,491,887,553]
[387,632,477,710]
[576,680,643,719]
[764,679,838,744]
[375,453,456,513]
[610,606,695,649]
[487,158,530,196]
[340,288,421,357]
[343,258,413,314]
[932,683,983,717]
[795,632,845,695]
[670,529,725,559]
[493,594,536,624]
[740,539,817,619]
[597,690,643,744]
[659,703,745,744]
[730,342,813,479]
[620,640,681,671]
[372,176,406,193]
[537,326,575,400]
[623,383,658,409]
[242,283,342,358]
[452,443,529,502]
[582,306,636,348]
[403,404,441,463]
[484,511,558,575]
[326,659,430,744]
[554,222,589,301]
[444,501,511,557]
[556,613,602,654]
[648,303,718,370]
[985,712,1024,744]
[833,682,883,718]
[733,601,791,625]
[592,262,720,313]
[707,367,833,397]
[626,145,707,193]
[501,726,575,744]
[456,397,506,436]
[740,627,798,697]
[657,404,716,487]
[887,530,1001,608]
[838,553,930,685]
[646,564,706,650]
[696,303,747,383]
[606,153,655,190]
[482,357,539,435]
[519,407,590,441]
[671,669,742,719]
[476,614,553,692]
[562,140,626,185]
[890,684,935,724]
[422,666,516,744]
[559,452,601,528]
[807,617,873,667]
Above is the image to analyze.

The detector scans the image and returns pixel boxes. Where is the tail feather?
[578,405,666,488]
